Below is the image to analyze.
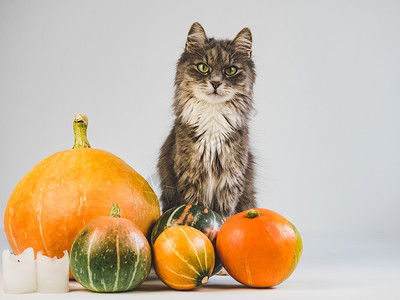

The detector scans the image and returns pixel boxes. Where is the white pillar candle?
[36,250,69,293]
[2,247,37,293]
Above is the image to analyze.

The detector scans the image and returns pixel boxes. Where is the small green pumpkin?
[151,204,223,275]
[70,204,151,292]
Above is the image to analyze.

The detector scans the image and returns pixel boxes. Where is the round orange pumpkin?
[216,208,302,288]
[153,225,215,290]
[4,114,160,278]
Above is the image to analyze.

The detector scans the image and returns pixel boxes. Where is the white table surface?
[1,236,399,300]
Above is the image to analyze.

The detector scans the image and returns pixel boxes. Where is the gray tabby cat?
[157,22,257,220]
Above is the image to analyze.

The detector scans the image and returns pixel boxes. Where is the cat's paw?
[216,267,229,276]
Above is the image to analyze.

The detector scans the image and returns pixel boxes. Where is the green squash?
[70,204,151,292]
[151,204,223,275]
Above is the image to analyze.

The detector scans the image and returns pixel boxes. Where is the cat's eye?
[197,63,209,73]
[225,66,238,76]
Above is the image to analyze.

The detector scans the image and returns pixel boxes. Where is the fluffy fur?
[157,22,257,220]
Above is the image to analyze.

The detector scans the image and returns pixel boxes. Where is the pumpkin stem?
[245,209,260,219]
[73,114,91,149]
[201,276,209,285]
[109,204,121,218]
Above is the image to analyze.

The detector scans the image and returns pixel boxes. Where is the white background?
[0,1,399,299]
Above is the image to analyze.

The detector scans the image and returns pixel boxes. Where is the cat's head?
[175,22,255,107]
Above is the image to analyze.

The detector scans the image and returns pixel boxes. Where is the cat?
[157,22,257,221]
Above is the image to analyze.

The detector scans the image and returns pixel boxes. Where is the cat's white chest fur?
[181,98,242,205]
[181,98,242,158]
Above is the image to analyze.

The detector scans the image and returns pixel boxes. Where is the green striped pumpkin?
[70,204,151,292]
[151,204,223,275]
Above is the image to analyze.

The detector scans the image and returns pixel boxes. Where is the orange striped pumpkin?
[153,226,215,290]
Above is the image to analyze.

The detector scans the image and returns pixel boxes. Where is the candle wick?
[17,259,20,262]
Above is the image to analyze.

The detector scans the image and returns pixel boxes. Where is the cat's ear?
[185,22,208,52]
[232,27,253,58]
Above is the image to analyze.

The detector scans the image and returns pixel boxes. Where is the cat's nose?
[210,81,222,89]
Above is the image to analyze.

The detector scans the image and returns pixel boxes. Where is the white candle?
[36,250,69,293]
[2,247,37,293]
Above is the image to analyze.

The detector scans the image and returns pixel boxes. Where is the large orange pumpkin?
[216,208,302,287]
[153,226,215,290]
[4,114,160,278]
